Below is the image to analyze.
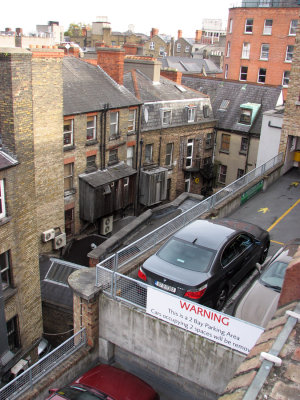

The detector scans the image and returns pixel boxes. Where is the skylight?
[219,99,230,110]
[175,85,186,93]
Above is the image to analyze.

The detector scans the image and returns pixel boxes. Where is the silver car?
[235,239,300,327]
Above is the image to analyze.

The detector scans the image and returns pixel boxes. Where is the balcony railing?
[232,1,300,8]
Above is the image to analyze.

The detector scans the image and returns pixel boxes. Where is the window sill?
[85,140,98,146]
[64,188,76,197]
[63,145,76,152]
[127,131,136,136]
[108,160,119,166]
[219,149,229,154]
[259,58,268,61]
[109,135,120,141]
[244,32,253,35]
[0,216,12,227]
[3,287,18,302]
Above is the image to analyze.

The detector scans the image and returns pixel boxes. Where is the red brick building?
[223,2,300,99]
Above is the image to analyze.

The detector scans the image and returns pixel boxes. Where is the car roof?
[173,219,237,251]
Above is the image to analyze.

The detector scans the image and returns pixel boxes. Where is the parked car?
[138,218,270,310]
[38,338,52,359]
[235,238,300,327]
[46,364,159,400]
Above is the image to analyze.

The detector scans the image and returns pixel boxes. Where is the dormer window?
[239,108,252,125]
[162,109,172,125]
[187,106,196,122]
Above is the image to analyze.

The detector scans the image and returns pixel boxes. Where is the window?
[165,143,173,167]
[258,68,267,83]
[229,19,233,33]
[239,109,252,125]
[184,178,190,192]
[7,316,20,353]
[203,105,209,118]
[240,66,248,81]
[65,208,74,237]
[109,149,118,164]
[237,169,244,179]
[185,46,190,53]
[145,144,153,163]
[86,115,96,141]
[245,19,254,34]
[220,134,230,152]
[187,107,196,122]
[263,19,272,35]
[0,250,11,290]
[64,163,74,192]
[260,44,269,60]
[124,177,129,187]
[64,119,73,146]
[86,155,97,172]
[128,109,136,133]
[150,42,155,50]
[282,71,290,87]
[186,139,194,167]
[218,165,227,184]
[285,45,294,62]
[240,137,249,153]
[289,20,298,36]
[0,179,6,219]
[162,110,172,125]
[159,47,165,56]
[225,64,228,79]
[219,99,230,110]
[126,146,134,167]
[205,133,213,149]
[176,43,181,52]
[226,41,230,57]
[242,42,250,59]
[110,112,119,137]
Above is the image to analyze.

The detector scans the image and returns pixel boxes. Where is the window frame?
[165,143,173,167]
[263,19,273,35]
[240,137,249,153]
[218,165,227,185]
[150,42,155,50]
[229,19,233,34]
[162,110,172,126]
[239,66,248,81]
[0,179,6,219]
[7,316,21,353]
[282,71,290,87]
[187,107,196,123]
[126,146,134,167]
[244,19,254,34]
[176,43,181,52]
[0,250,11,290]
[185,45,190,53]
[86,115,96,141]
[226,41,230,57]
[108,149,118,165]
[186,139,194,168]
[64,162,74,193]
[258,68,267,83]
[242,42,250,59]
[285,45,294,62]
[63,119,74,147]
[260,43,269,60]
[86,155,97,171]
[110,111,119,138]
[145,144,153,164]
[239,109,252,125]
[128,109,136,133]
[159,46,165,56]
[289,20,298,36]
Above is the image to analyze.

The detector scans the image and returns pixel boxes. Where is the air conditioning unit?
[41,229,56,242]
[53,233,66,250]
[100,216,113,235]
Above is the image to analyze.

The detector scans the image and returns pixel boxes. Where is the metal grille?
[96,153,283,286]
[0,328,86,400]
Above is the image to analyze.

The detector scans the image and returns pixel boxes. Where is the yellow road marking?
[258,207,269,214]
[270,240,284,245]
[267,199,300,232]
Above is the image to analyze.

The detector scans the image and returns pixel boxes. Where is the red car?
[46,364,159,400]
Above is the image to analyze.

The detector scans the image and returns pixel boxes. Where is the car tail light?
[138,267,147,281]
[184,284,207,300]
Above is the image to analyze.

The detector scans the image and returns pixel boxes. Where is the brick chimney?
[178,30,182,39]
[97,47,125,85]
[150,28,159,38]
[16,28,23,36]
[160,69,182,85]
[195,30,202,43]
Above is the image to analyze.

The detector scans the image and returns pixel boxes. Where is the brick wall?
[96,47,125,85]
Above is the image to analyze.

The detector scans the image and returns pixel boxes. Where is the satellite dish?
[144,107,149,123]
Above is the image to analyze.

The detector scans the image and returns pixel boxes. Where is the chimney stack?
[195,30,202,43]
[150,28,159,38]
[178,30,182,39]
[97,46,125,85]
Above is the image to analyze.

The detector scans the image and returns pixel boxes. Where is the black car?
[138,218,270,310]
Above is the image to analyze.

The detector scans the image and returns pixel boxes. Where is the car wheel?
[215,287,228,311]
[259,241,270,264]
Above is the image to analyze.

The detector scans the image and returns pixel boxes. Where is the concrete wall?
[98,294,244,395]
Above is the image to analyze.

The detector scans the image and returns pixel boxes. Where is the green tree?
[64,23,84,37]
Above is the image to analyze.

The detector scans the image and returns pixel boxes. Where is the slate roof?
[63,57,141,116]
[161,56,222,75]
[0,150,18,171]
[182,77,283,134]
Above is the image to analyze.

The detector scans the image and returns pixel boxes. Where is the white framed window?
[244,19,254,34]
[218,165,227,184]
[110,111,119,137]
[86,115,96,141]
[289,20,298,36]
[240,66,248,81]
[186,139,194,168]
[64,119,74,147]
[124,177,129,187]
[282,71,290,87]
[159,46,165,56]
[127,146,134,167]
[226,41,231,57]
[242,42,250,59]
[64,162,74,192]
[165,143,173,167]
[0,179,6,219]
[145,144,153,163]
[229,19,233,34]
[128,109,136,132]
[184,178,190,193]
[260,44,269,60]
[285,45,294,62]
[225,64,228,79]
[263,19,272,35]
[150,42,155,50]
[187,107,196,122]
[258,68,267,83]
[162,110,172,125]
[185,45,190,53]
[176,43,181,52]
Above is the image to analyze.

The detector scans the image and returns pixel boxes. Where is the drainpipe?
[244,132,251,174]
[134,105,142,215]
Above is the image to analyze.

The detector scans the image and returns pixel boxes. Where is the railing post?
[29,368,33,390]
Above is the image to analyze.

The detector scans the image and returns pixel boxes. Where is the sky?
[1,0,235,38]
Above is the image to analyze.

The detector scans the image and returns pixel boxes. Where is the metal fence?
[96,153,283,288]
[0,328,86,400]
